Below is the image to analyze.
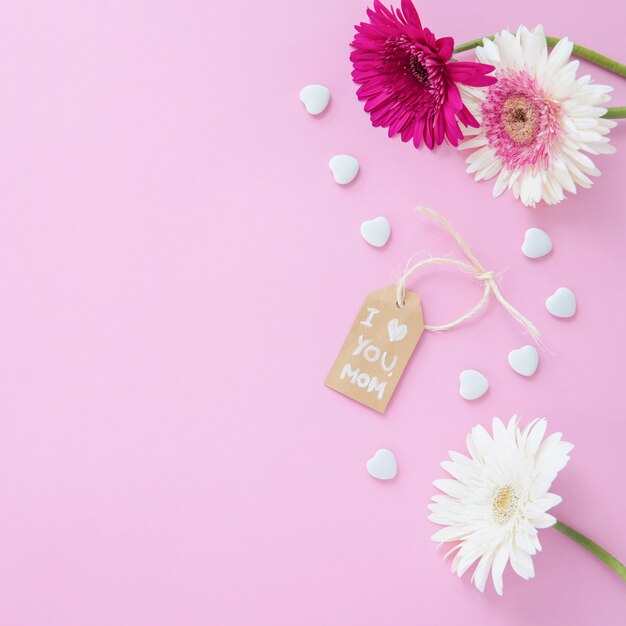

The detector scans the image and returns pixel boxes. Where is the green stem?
[545,36,626,78]
[603,106,626,119]
[554,520,626,582]
[453,37,491,54]
[454,35,626,77]
[454,36,626,118]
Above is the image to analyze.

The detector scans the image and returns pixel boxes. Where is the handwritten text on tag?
[324,286,424,413]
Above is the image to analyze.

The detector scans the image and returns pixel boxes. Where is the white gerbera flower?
[429,416,573,595]
[458,25,616,207]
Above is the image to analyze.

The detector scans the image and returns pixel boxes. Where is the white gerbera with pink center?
[429,416,573,595]
[458,26,616,207]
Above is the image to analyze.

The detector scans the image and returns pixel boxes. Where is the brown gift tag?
[324,285,424,413]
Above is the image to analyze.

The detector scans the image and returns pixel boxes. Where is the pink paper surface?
[1,1,625,624]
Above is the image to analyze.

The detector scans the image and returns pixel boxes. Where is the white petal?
[470,424,495,460]
[491,544,510,596]
[529,512,557,528]
[543,37,573,84]
[509,543,535,580]
[585,141,616,155]
[520,25,545,72]
[476,159,502,181]
[498,28,524,70]
[466,146,497,174]
[477,37,501,66]
[562,147,600,175]
[433,478,468,499]
[566,161,595,188]
[553,167,577,194]
[492,168,511,197]
[432,525,468,543]
[472,553,494,592]
[441,460,475,484]
[533,492,563,512]
[525,418,547,457]
[459,134,489,150]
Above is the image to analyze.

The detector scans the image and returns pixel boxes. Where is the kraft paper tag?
[325,285,424,413]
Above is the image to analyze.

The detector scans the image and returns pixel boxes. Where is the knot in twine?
[476,271,496,282]
[396,207,541,340]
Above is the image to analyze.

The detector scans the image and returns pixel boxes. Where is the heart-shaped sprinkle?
[522,228,553,259]
[508,345,539,377]
[366,449,397,480]
[360,216,391,248]
[299,84,330,115]
[388,318,408,342]
[329,154,359,185]
[546,287,576,318]
[459,370,489,400]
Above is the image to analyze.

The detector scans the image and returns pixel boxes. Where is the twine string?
[396,207,541,340]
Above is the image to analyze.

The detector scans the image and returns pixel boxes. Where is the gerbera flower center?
[492,485,519,523]
[502,96,537,144]
[378,36,436,95]
[481,70,563,170]
[409,55,431,87]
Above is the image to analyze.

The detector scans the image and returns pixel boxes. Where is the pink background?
[1,1,625,624]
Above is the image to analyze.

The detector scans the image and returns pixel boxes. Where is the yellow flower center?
[493,485,519,522]
[502,96,537,144]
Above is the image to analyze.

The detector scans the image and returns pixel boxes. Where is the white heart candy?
[522,227,553,259]
[366,449,397,480]
[388,319,407,342]
[508,345,539,377]
[459,370,489,400]
[299,84,330,115]
[360,216,391,248]
[329,154,359,185]
[546,287,576,318]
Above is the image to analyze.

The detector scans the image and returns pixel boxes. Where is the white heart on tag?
[508,345,539,377]
[459,370,489,400]
[360,216,391,248]
[366,449,397,480]
[546,287,576,318]
[329,154,359,185]
[522,228,553,259]
[299,84,330,115]
[388,319,408,342]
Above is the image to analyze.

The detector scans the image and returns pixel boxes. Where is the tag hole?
[396,301,405,309]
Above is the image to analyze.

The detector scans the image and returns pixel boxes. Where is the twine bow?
[396,207,541,340]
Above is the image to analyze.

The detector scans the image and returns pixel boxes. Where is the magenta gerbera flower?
[350,0,497,148]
